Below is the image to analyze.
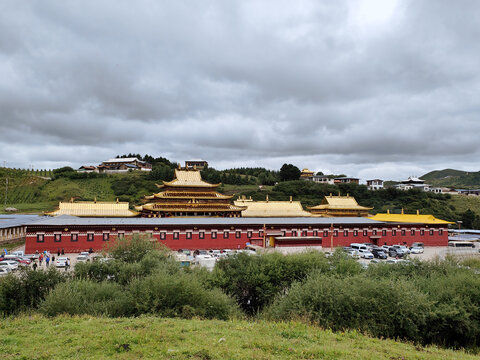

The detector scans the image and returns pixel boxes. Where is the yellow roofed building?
[46,200,138,217]
[234,196,311,217]
[369,210,454,224]
[137,168,246,217]
[307,195,372,217]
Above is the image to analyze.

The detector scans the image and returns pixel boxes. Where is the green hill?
[1,315,477,360]
[420,169,480,188]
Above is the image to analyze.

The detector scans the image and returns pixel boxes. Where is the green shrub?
[264,273,430,342]
[211,251,350,314]
[40,280,132,317]
[129,271,239,320]
[0,268,65,315]
[104,233,169,263]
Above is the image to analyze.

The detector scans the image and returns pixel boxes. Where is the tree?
[279,164,301,182]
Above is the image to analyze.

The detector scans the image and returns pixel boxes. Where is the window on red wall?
[103,233,109,241]
[411,229,415,236]
[382,230,387,236]
[392,229,396,236]
[313,230,318,236]
[439,229,443,236]
[429,229,434,236]
[323,230,329,237]
[36,234,44,243]
[223,231,229,239]
[186,232,192,239]
[160,232,166,240]
[173,232,179,239]
[343,230,348,237]
[292,230,297,237]
[333,230,338,237]
[302,230,308,236]
[236,231,241,238]
[353,230,358,237]
[54,234,61,242]
[363,230,368,236]
[118,233,125,239]
[87,233,94,242]
[247,231,252,238]
[199,231,205,239]
[212,231,217,239]
[259,230,264,237]
[71,234,78,242]
[372,229,377,236]
[401,230,406,236]
[420,229,425,236]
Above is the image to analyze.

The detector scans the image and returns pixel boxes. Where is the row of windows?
[36,228,444,243]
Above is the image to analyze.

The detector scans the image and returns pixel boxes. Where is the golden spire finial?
[94,197,97,203]
[387,209,390,214]
[417,209,419,215]
[266,194,269,202]
[401,208,404,215]
[290,195,292,203]
[116,198,119,203]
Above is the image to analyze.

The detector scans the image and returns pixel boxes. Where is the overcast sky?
[1,0,480,181]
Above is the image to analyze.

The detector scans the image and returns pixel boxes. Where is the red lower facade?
[25,221,449,253]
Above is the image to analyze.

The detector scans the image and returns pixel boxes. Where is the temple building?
[395,176,431,191]
[300,168,315,179]
[369,209,454,225]
[234,195,312,217]
[307,194,372,217]
[46,199,138,217]
[137,168,246,217]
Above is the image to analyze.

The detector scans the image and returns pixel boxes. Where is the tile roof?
[234,200,312,217]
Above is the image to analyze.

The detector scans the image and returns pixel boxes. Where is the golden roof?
[235,198,311,217]
[308,195,373,211]
[46,201,138,217]
[162,169,219,188]
[369,212,454,224]
[151,190,232,200]
[138,202,246,212]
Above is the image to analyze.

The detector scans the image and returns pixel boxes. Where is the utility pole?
[4,177,8,209]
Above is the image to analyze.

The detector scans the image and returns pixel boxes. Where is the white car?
[347,249,360,259]
[0,260,19,271]
[393,245,410,254]
[358,249,374,259]
[76,254,90,263]
[0,267,11,276]
[410,246,424,254]
[56,257,70,268]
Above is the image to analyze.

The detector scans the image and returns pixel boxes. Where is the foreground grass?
[0,315,478,359]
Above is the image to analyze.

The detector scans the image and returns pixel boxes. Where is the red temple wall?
[25,223,449,253]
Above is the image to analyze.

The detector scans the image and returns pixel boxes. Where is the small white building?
[307,175,335,184]
[366,179,384,190]
[395,176,431,191]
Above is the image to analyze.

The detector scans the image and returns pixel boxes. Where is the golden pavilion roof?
[46,201,138,217]
[161,169,219,188]
[148,190,232,200]
[235,196,311,217]
[369,211,454,224]
[137,202,246,213]
[308,195,373,211]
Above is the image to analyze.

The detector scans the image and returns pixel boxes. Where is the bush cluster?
[2,238,480,350]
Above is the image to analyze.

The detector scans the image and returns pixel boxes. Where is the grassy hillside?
[1,315,477,360]
[421,169,480,188]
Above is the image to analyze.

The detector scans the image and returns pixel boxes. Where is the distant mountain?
[420,169,480,189]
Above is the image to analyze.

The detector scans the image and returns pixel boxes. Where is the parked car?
[393,245,410,254]
[79,251,90,257]
[56,257,70,268]
[388,248,405,258]
[358,249,374,259]
[371,248,388,259]
[0,267,10,277]
[346,249,360,259]
[0,260,19,271]
[381,245,392,252]
[76,254,90,263]
[410,246,424,254]
[411,242,424,248]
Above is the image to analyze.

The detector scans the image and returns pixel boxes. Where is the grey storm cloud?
[1,0,480,180]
